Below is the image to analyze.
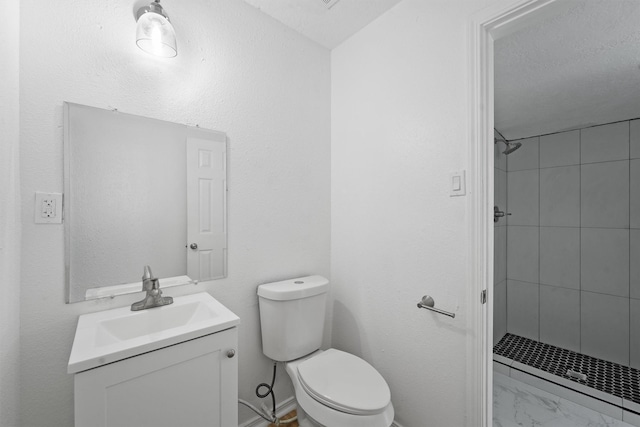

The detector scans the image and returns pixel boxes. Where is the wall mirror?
[64,102,227,303]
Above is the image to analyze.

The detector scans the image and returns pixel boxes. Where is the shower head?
[494,138,522,155]
[502,141,522,155]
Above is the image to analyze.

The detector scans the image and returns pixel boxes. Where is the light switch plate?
[35,192,63,224]
[449,170,466,197]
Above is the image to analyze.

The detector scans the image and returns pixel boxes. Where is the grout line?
[578,127,582,352]
[538,163,580,170]
[538,136,541,342]
[509,116,640,142]
[576,158,629,167]
[535,159,629,172]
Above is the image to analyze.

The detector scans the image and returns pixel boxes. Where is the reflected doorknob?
[190,243,198,250]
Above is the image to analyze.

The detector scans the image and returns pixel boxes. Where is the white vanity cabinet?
[74,327,238,427]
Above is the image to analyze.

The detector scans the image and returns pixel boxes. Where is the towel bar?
[417,295,455,318]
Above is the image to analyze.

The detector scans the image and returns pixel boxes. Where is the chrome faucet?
[131,266,174,311]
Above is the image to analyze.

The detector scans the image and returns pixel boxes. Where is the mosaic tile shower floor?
[494,333,640,404]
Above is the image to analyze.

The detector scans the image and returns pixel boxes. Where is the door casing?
[467,1,563,425]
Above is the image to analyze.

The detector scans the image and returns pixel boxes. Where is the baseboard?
[239,396,403,427]
[239,396,297,427]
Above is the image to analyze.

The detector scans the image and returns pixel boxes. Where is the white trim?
[239,396,297,427]
[467,1,562,426]
[238,396,404,427]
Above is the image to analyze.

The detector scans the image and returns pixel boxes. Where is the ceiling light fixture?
[135,0,177,58]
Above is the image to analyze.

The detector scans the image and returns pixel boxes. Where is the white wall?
[331,0,498,425]
[0,0,21,425]
[18,0,330,425]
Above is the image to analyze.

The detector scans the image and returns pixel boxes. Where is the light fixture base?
[136,0,170,22]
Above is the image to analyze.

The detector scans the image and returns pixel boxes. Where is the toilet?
[257,276,394,427]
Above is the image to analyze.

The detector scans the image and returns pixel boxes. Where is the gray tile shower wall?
[503,118,640,369]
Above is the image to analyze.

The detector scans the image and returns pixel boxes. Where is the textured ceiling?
[244,0,640,140]
[495,0,640,140]
[241,0,403,49]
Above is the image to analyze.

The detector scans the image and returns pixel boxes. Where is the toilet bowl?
[285,349,394,427]
[257,276,395,427]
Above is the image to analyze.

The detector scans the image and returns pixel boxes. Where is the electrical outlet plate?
[35,192,63,224]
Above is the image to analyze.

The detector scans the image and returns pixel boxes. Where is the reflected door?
[186,136,227,281]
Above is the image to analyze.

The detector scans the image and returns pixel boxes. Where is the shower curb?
[494,333,640,426]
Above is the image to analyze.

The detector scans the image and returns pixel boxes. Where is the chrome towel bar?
[417,295,455,318]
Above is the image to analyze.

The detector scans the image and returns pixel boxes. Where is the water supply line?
[256,362,278,419]
[238,362,298,425]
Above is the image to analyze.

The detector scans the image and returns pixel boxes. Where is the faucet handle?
[142,265,154,281]
[141,265,156,292]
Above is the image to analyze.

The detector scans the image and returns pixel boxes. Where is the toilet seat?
[296,349,391,416]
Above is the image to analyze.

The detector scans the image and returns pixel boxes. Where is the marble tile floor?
[494,373,635,427]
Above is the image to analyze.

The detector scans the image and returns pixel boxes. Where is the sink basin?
[68,292,240,373]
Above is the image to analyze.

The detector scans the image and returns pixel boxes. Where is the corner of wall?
[0,0,22,425]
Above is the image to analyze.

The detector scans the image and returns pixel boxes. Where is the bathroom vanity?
[68,293,240,427]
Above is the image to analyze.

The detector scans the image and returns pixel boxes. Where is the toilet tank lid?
[257,275,329,301]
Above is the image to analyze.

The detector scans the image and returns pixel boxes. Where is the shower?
[494,136,522,155]
[493,119,640,425]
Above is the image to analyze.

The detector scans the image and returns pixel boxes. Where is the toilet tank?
[257,276,329,362]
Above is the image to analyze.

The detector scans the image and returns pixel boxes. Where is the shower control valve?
[494,206,511,223]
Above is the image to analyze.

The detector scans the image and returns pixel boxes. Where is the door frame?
[467,0,562,425]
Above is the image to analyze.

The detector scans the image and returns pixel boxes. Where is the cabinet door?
[75,328,238,427]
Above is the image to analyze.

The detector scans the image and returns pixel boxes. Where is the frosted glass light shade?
[136,11,177,58]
